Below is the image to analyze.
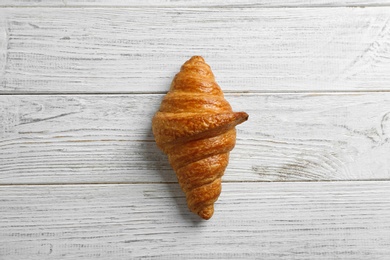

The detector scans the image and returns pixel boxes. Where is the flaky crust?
[152,56,248,220]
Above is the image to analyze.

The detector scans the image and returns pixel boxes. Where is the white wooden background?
[1,1,390,259]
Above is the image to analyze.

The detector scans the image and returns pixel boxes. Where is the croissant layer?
[152,56,248,219]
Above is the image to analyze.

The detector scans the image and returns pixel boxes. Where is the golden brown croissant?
[152,56,248,220]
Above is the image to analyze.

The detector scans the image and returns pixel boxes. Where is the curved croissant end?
[152,56,248,220]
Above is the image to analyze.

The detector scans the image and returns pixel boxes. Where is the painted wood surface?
[1,7,390,93]
[1,93,390,184]
[1,2,390,259]
[2,0,390,7]
[1,182,390,259]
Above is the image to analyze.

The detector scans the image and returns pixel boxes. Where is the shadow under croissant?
[142,125,205,224]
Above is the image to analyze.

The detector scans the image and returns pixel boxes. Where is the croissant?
[152,56,248,220]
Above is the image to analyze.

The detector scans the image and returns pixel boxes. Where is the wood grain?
[1,1,390,259]
[2,0,390,7]
[1,7,390,93]
[1,93,390,184]
[1,182,389,259]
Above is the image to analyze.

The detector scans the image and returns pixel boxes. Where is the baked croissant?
[152,56,248,220]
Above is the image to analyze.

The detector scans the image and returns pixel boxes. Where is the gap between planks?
[3,90,390,96]
[1,179,390,187]
[1,5,390,8]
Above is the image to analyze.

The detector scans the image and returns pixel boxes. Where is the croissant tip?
[189,55,205,62]
[198,205,214,220]
[183,56,207,67]
[238,112,249,121]
[234,111,249,125]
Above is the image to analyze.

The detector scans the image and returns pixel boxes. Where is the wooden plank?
[1,93,390,184]
[0,0,63,7]
[1,7,390,93]
[1,0,390,7]
[1,181,389,259]
[0,14,6,81]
